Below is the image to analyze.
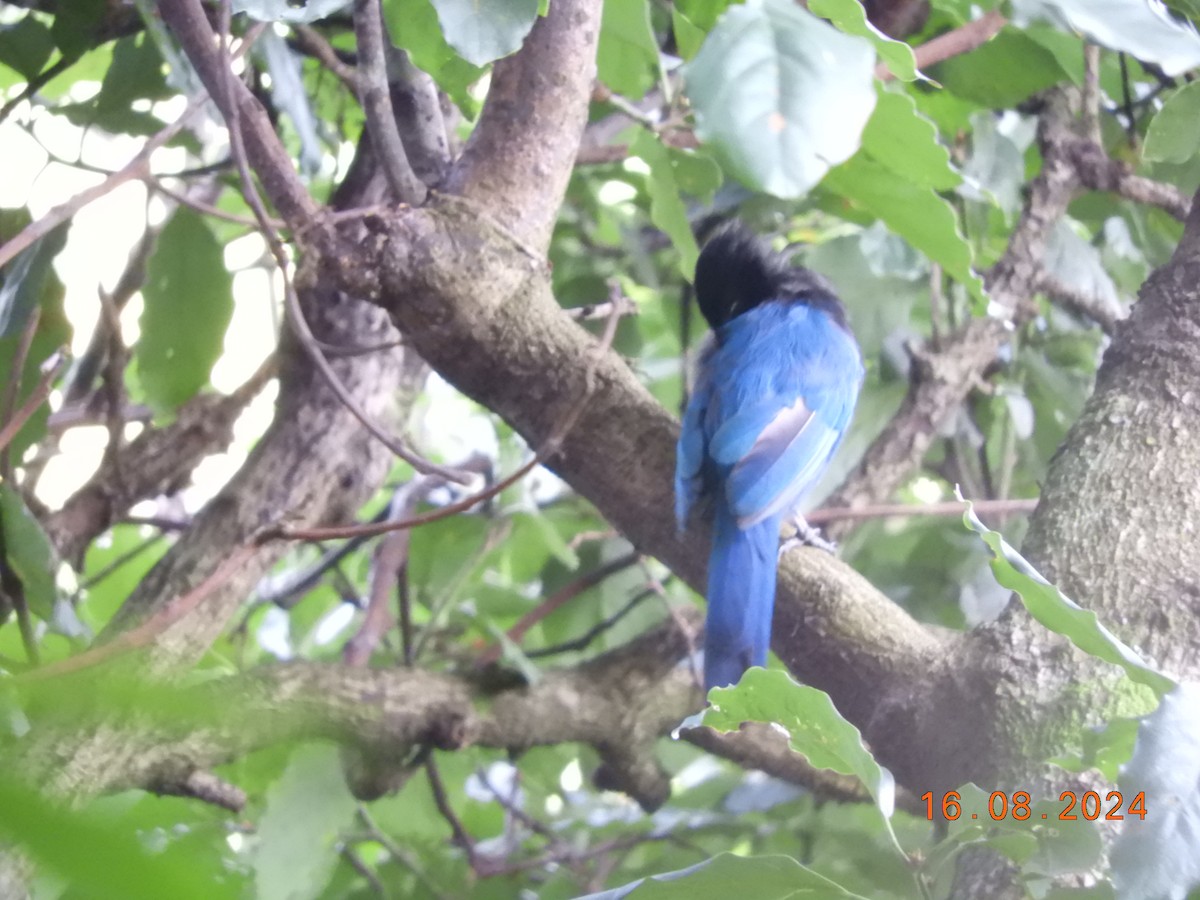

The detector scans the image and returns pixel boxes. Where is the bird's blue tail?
[704,504,782,692]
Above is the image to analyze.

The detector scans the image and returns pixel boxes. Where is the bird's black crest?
[693,223,847,332]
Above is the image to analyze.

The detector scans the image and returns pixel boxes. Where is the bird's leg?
[779,515,838,557]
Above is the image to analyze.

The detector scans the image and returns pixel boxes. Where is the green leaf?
[702,668,895,817]
[0,215,70,458]
[428,0,539,67]
[0,484,57,619]
[234,0,356,23]
[809,0,922,82]
[936,29,1068,107]
[1144,81,1200,164]
[823,154,985,304]
[676,0,736,32]
[1012,0,1200,76]
[631,129,702,279]
[685,0,876,198]
[958,494,1176,697]
[861,87,960,191]
[577,852,870,899]
[135,210,234,414]
[59,33,172,136]
[671,7,707,61]
[254,744,360,900]
[383,0,484,116]
[49,0,105,59]
[599,0,660,97]
[0,775,223,900]
[0,219,68,338]
[0,16,55,82]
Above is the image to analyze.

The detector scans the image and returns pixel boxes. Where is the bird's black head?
[692,223,848,332]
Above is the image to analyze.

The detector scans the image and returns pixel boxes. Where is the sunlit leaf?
[958,494,1176,696]
[809,0,922,82]
[429,0,539,66]
[1013,0,1200,76]
[685,0,876,198]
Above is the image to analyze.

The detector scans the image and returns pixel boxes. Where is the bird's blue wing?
[725,379,857,526]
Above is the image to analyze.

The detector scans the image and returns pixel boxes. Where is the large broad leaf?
[861,87,961,191]
[383,0,484,116]
[429,0,540,67]
[0,16,55,84]
[234,0,352,23]
[135,210,234,414]
[0,220,68,338]
[0,213,71,459]
[958,494,1176,697]
[936,28,1069,108]
[598,0,661,98]
[1144,80,1200,164]
[253,744,360,900]
[0,775,225,900]
[809,0,922,82]
[1111,682,1200,900]
[1012,0,1200,76]
[574,852,870,899]
[685,0,876,199]
[823,155,985,304]
[702,668,896,818]
[0,484,57,620]
[631,129,720,279]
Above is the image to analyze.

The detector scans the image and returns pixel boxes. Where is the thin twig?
[0,94,207,270]
[476,551,641,666]
[18,541,260,683]
[0,306,42,476]
[292,24,360,92]
[807,497,1038,525]
[525,580,665,659]
[269,294,628,543]
[877,9,1006,81]
[210,1,464,484]
[425,759,479,868]
[1034,270,1125,334]
[148,178,279,229]
[353,0,425,203]
[0,352,66,456]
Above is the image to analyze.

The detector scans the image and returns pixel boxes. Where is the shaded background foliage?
[0,0,1199,898]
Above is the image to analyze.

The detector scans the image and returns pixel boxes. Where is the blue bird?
[675,224,864,692]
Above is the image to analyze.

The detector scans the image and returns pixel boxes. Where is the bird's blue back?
[675,228,863,692]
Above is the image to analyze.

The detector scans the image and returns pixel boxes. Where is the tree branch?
[157,0,320,231]
[443,0,602,249]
